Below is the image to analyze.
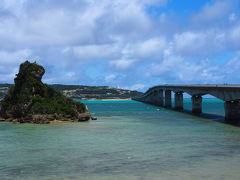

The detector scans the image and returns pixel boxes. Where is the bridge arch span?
[133,85,240,123]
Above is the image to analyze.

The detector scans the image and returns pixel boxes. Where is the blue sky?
[0,0,240,91]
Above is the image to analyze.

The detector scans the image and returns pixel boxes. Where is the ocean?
[0,99,240,180]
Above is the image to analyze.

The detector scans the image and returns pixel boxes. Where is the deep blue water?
[0,99,240,180]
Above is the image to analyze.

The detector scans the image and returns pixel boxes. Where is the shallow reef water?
[0,99,240,180]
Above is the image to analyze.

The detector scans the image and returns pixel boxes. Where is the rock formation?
[0,61,93,123]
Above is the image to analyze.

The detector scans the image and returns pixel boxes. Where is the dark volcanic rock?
[0,61,92,123]
[91,116,97,120]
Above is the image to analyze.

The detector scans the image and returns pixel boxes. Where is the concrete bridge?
[132,85,240,123]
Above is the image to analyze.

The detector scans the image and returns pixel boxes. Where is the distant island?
[0,83,143,100]
[0,61,93,124]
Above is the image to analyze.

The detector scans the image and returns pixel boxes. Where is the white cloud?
[0,49,32,65]
[129,83,145,90]
[105,74,117,83]
[66,72,76,78]
[0,71,17,82]
[140,0,168,6]
[177,61,223,83]
[0,0,240,87]
[229,24,240,49]
[110,59,136,70]
[43,71,86,84]
[135,38,167,59]
[72,44,121,60]
[0,0,27,16]
[147,53,183,77]
[0,49,33,82]
[229,13,237,22]
[147,54,224,84]
[115,37,167,61]
[192,0,233,23]
[173,30,226,57]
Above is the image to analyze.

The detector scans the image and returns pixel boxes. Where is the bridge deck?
[137,84,240,102]
[151,84,240,90]
[133,84,240,123]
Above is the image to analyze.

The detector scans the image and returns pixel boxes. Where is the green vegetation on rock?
[0,61,89,123]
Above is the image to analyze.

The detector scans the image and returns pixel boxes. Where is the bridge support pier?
[150,91,157,105]
[151,90,163,106]
[165,90,172,108]
[157,90,164,106]
[224,101,240,123]
[175,92,183,110]
[191,95,202,113]
[145,92,153,103]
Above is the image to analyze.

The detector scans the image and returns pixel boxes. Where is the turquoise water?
[1,99,240,180]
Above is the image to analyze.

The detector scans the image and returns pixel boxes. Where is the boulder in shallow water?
[91,116,97,120]
[0,61,92,124]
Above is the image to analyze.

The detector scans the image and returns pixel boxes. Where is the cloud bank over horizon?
[0,0,240,91]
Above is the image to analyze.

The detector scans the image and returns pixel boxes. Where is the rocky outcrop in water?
[0,61,93,124]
